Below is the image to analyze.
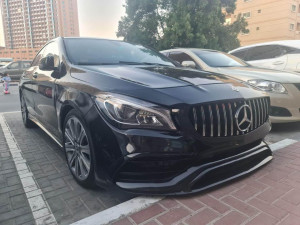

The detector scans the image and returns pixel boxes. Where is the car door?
[33,42,60,137]
[21,50,45,115]
[245,45,287,70]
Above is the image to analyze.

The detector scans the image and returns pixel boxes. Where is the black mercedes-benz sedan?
[19,37,272,195]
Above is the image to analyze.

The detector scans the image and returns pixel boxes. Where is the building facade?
[231,0,300,46]
[0,0,79,50]
[0,47,40,61]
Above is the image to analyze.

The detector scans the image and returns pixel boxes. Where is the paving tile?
[185,208,219,225]
[256,187,287,204]
[222,196,258,217]
[248,198,288,219]
[177,197,204,211]
[232,185,260,201]
[214,211,248,225]
[245,213,278,225]
[282,189,300,205]
[279,214,300,225]
[159,198,179,209]
[157,206,190,225]
[130,204,165,224]
[197,195,230,214]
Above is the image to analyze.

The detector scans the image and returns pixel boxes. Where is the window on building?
[242,12,251,18]
[297,23,300,31]
[292,5,297,12]
[258,9,261,13]
[256,27,260,31]
[290,24,295,30]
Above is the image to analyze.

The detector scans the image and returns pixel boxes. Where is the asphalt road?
[0,84,20,113]
[1,85,299,143]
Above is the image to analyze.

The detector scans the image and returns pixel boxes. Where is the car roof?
[229,40,300,53]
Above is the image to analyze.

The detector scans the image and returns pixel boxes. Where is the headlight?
[95,93,176,130]
[248,80,287,94]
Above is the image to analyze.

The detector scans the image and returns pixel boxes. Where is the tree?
[117,0,248,52]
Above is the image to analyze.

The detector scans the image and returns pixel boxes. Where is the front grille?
[295,83,300,91]
[191,97,270,137]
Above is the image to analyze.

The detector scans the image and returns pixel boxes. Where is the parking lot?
[0,85,300,225]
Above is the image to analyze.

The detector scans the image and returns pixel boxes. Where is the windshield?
[64,38,175,67]
[192,50,248,68]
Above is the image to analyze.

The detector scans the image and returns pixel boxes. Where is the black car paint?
[19,38,272,194]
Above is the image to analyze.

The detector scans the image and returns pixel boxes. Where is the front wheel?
[63,110,95,188]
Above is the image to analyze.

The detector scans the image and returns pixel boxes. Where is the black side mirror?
[39,55,55,71]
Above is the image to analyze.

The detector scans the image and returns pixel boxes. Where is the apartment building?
[231,0,300,46]
[0,0,79,50]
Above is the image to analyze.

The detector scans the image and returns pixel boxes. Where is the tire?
[63,109,96,188]
[20,95,36,128]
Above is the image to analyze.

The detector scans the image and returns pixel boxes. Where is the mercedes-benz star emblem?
[235,104,253,132]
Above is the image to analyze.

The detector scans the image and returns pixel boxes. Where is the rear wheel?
[20,95,35,128]
[63,110,95,188]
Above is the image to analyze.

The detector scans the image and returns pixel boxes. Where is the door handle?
[33,72,38,79]
[273,61,284,65]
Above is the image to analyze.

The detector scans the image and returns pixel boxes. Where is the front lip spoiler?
[116,142,272,195]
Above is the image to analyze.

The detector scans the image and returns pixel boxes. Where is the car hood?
[214,66,300,83]
[74,65,245,88]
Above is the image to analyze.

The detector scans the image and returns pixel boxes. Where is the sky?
[77,0,126,40]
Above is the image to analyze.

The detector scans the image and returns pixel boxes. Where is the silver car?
[161,48,300,123]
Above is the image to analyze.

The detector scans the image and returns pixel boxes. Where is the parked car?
[19,37,272,194]
[0,60,32,81]
[229,40,300,73]
[162,48,300,123]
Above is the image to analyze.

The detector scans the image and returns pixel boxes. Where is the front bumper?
[116,142,272,195]
[111,121,271,195]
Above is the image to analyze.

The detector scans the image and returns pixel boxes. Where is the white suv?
[229,40,300,73]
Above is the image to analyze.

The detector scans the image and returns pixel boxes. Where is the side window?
[168,52,195,64]
[246,45,282,61]
[42,42,60,68]
[231,49,248,60]
[22,62,31,68]
[279,45,300,54]
[8,62,20,69]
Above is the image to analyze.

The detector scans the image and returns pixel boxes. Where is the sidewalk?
[112,142,300,225]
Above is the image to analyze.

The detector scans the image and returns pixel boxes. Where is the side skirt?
[28,114,63,148]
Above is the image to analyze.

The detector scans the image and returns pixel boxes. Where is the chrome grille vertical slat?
[256,99,261,127]
[261,98,266,123]
[248,100,254,130]
[216,104,221,137]
[208,105,213,137]
[234,102,239,135]
[201,106,206,137]
[252,99,258,128]
[222,104,227,137]
[228,103,233,136]
[193,107,198,131]
[259,98,263,126]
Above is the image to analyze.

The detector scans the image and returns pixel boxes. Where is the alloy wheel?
[64,116,91,181]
